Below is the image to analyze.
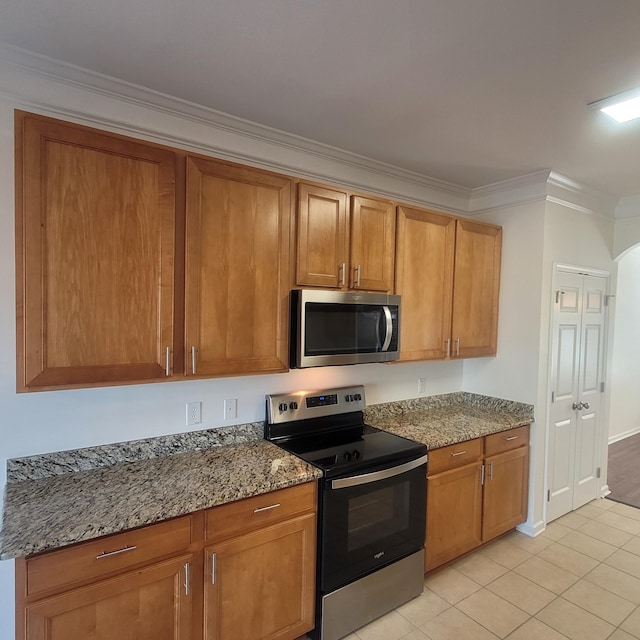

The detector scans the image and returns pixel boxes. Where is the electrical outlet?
[224,398,237,420]
[186,401,202,426]
[418,378,427,395]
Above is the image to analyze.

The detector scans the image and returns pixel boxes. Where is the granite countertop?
[0,392,533,561]
[366,392,534,449]
[0,435,321,560]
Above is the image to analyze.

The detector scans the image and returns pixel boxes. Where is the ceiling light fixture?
[590,88,640,123]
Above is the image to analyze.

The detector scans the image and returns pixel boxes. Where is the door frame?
[543,263,611,524]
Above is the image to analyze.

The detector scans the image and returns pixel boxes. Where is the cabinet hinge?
[551,391,555,403]
[600,382,605,393]
[555,290,560,304]
[596,467,601,479]
[547,490,551,502]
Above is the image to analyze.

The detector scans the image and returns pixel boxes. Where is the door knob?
[582,402,590,410]
[572,402,582,410]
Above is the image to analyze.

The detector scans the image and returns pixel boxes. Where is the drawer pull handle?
[503,435,519,441]
[451,451,466,457]
[96,545,137,560]
[253,503,281,513]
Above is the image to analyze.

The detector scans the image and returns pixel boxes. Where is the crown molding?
[468,170,552,214]
[469,169,619,218]
[0,41,470,211]
[0,41,625,218]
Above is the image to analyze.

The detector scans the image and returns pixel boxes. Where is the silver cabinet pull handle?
[339,262,346,287]
[184,562,190,596]
[455,338,460,356]
[191,345,196,375]
[503,435,519,441]
[211,553,216,585]
[165,346,171,377]
[480,463,485,485]
[354,265,361,288]
[445,338,451,357]
[96,545,137,560]
[489,461,494,480]
[451,450,467,457]
[253,503,281,513]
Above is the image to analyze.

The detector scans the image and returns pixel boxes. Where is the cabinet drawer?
[206,482,316,542]
[427,438,483,475]
[26,515,193,597]
[484,425,530,456]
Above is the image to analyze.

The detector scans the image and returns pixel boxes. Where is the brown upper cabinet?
[184,157,292,378]
[15,111,501,391]
[16,111,177,390]
[296,182,396,292]
[15,112,293,391]
[395,207,501,361]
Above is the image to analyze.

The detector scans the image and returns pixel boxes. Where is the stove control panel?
[266,385,366,424]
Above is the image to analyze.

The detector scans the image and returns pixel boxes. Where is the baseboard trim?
[516,519,545,538]
[608,427,640,445]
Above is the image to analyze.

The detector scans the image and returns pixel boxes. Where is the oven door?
[319,455,427,593]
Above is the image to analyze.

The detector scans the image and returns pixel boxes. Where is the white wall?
[609,245,640,443]
[463,200,546,534]
[0,58,471,640]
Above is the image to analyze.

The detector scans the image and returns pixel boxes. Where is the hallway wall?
[609,245,640,443]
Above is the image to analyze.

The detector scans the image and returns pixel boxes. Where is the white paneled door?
[547,269,608,522]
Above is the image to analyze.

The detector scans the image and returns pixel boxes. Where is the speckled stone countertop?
[0,427,321,560]
[366,392,534,448]
[0,392,533,561]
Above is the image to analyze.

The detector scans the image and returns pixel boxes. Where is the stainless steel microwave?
[290,289,401,368]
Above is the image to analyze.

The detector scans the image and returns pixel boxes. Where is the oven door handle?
[381,306,393,352]
[330,454,428,489]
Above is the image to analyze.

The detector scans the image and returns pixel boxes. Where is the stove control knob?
[345,394,353,402]
[278,403,288,412]
[354,393,362,401]
[289,401,298,410]
[352,450,361,460]
[343,451,352,462]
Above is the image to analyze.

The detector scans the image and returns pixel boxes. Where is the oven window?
[347,482,410,552]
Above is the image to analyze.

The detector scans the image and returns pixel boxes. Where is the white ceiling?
[1,0,640,199]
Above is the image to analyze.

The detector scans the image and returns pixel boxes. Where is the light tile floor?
[339,498,640,640]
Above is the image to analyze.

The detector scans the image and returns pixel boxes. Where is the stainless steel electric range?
[265,386,427,640]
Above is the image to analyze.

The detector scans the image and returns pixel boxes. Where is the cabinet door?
[395,207,456,361]
[16,112,176,390]
[296,183,348,288]
[185,157,292,376]
[349,195,395,292]
[25,556,192,640]
[482,446,529,541]
[451,220,502,358]
[205,514,316,640]
[425,462,483,571]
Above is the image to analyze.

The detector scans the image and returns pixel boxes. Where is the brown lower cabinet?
[425,426,529,572]
[16,483,317,640]
[24,555,193,640]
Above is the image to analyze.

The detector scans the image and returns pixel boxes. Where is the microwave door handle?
[331,454,428,489]
[381,306,393,352]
